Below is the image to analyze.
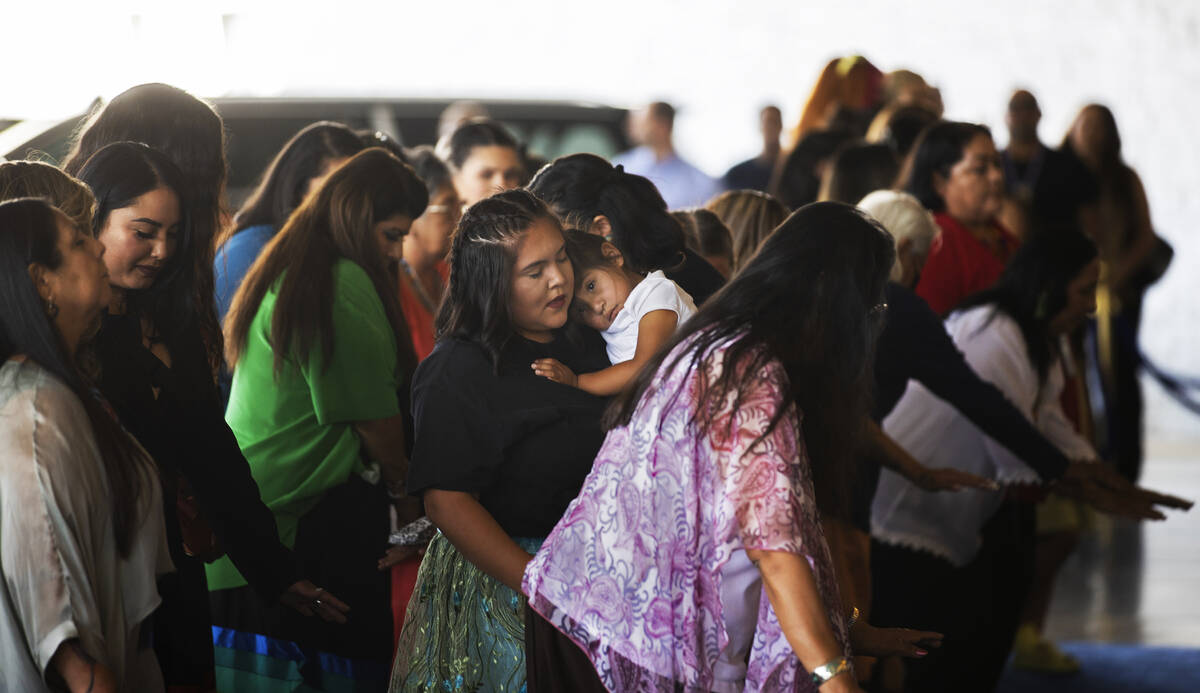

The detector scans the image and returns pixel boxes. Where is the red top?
[397,262,448,361]
[915,212,1019,317]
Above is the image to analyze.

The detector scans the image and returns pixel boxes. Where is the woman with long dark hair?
[214,121,366,323]
[218,148,426,691]
[870,228,1188,691]
[1064,104,1163,482]
[75,142,341,690]
[529,152,726,305]
[901,121,1018,317]
[63,82,228,376]
[523,202,896,693]
[0,197,170,691]
[390,189,610,692]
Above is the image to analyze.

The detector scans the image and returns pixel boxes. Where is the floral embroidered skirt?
[390,532,543,693]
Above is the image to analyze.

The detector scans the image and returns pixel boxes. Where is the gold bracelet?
[811,656,851,686]
[848,606,860,628]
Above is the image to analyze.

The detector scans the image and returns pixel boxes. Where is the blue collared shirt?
[611,147,721,209]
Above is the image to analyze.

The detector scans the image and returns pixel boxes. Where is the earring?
[45,298,59,319]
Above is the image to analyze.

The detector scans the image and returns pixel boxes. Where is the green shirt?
[206,259,400,591]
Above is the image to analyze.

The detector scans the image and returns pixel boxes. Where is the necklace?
[399,259,439,314]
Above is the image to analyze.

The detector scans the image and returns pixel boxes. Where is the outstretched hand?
[1059,461,1193,520]
[280,580,350,624]
[850,620,943,658]
[531,358,578,387]
[1064,480,1165,520]
[1079,462,1192,509]
[912,467,1000,493]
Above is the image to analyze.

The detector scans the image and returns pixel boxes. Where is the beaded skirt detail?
[390,532,543,692]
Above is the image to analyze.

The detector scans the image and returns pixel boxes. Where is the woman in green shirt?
[211,148,427,692]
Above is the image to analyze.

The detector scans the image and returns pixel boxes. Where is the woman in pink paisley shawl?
[523,202,896,692]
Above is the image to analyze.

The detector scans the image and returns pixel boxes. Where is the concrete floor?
[1043,436,1200,647]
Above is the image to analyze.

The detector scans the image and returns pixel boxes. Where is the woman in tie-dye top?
[523,202,896,693]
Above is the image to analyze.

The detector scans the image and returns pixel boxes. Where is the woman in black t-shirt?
[390,190,608,692]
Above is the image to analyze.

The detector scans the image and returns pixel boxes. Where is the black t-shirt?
[407,334,609,537]
[1003,144,1098,230]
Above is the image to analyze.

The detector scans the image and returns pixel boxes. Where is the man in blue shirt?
[612,101,719,209]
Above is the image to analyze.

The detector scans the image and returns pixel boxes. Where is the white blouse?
[0,359,172,691]
[871,306,1096,566]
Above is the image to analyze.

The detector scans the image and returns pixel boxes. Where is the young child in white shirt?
[532,229,697,395]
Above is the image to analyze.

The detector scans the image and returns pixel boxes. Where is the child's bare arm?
[532,357,654,396]
[575,310,678,396]
[532,311,679,395]
[531,358,579,386]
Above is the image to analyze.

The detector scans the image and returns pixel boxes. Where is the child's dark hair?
[562,229,617,281]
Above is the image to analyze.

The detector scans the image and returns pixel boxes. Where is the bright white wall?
[7,0,1199,436]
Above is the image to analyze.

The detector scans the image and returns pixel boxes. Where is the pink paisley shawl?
[524,336,848,692]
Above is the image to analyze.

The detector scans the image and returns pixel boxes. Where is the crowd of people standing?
[0,55,1191,693]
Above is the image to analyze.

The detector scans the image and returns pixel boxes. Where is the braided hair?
[435,189,562,369]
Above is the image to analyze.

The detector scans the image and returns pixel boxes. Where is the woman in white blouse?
[0,197,171,692]
[870,228,1101,692]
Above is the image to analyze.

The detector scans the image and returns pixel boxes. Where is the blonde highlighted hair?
[705,190,789,271]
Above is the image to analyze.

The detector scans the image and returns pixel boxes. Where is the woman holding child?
[390,190,610,692]
[395,191,912,693]
[523,202,899,692]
